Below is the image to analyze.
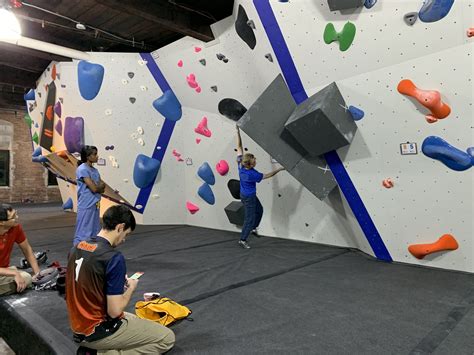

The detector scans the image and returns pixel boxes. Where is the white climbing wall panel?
[28,0,473,272]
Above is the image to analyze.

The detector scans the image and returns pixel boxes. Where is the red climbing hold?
[186,73,198,89]
[397,79,451,122]
[194,117,212,137]
[408,234,459,259]
[467,28,474,37]
[196,138,201,144]
[382,178,394,188]
[177,60,183,67]
[186,201,200,214]
[216,160,229,176]
[52,64,57,81]
[195,87,202,93]
[194,47,202,53]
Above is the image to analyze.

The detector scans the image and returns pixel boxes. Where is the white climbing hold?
[130,132,138,140]
[137,138,145,146]
[138,59,147,66]
[122,79,128,85]
[105,109,112,116]
[112,161,119,168]
[140,85,148,91]
[136,204,143,209]
[123,178,129,183]
[137,126,144,135]
[152,194,159,199]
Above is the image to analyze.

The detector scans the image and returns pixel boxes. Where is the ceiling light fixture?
[0,7,21,40]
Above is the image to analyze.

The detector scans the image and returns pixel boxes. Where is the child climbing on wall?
[236,125,285,249]
[73,145,105,246]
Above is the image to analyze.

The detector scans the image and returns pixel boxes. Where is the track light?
[0,7,21,40]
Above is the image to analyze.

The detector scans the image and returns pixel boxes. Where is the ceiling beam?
[0,58,48,74]
[0,42,70,62]
[98,0,214,42]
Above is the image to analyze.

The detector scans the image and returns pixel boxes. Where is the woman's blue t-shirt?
[76,163,101,209]
[237,155,263,197]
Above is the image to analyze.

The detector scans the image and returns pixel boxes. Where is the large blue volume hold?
[422,136,472,171]
[133,154,161,188]
[77,61,105,100]
[62,197,73,210]
[198,183,215,205]
[197,162,215,185]
[153,90,182,121]
[24,88,35,101]
[418,0,454,23]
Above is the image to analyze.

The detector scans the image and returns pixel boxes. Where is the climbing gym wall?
[24,0,473,272]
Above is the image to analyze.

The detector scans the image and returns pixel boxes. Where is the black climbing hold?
[305,223,309,227]
[244,147,248,151]
[278,194,282,197]
[265,53,273,62]
[223,58,229,63]
[199,59,206,66]
[227,179,241,199]
[128,72,135,79]
[218,98,248,122]
[129,97,136,104]
[235,5,257,50]
[211,86,218,92]
[216,53,226,60]
[404,12,418,26]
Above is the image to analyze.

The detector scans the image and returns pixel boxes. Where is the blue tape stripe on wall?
[134,53,177,213]
[253,0,392,261]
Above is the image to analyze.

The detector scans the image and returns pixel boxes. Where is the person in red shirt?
[0,204,40,296]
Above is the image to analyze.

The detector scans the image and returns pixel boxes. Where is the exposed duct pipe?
[1,35,91,60]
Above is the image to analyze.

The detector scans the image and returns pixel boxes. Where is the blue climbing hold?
[77,61,105,100]
[152,90,182,121]
[422,136,472,171]
[419,0,454,23]
[31,147,47,163]
[197,162,215,185]
[364,0,377,9]
[198,183,215,205]
[466,147,474,165]
[62,197,73,210]
[348,105,365,121]
[133,154,161,188]
[24,88,35,101]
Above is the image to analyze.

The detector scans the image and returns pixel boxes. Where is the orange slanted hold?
[397,79,451,121]
[408,234,458,259]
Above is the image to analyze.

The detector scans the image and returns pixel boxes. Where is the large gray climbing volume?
[235,5,256,50]
[327,0,364,11]
[238,75,338,200]
[218,98,248,122]
[224,201,245,226]
[285,82,357,157]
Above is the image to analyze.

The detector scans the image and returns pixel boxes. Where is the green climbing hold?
[24,114,32,128]
[32,132,39,144]
[324,22,356,52]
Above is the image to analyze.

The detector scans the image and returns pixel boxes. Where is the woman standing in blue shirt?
[236,126,285,249]
[73,145,105,246]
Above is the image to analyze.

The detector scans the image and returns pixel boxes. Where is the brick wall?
[0,109,61,203]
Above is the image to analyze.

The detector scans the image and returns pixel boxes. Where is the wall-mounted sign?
[97,158,106,166]
[400,142,418,155]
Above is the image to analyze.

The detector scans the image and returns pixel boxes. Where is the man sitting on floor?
[0,204,40,296]
[66,205,175,354]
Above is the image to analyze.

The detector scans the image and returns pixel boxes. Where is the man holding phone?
[66,205,175,354]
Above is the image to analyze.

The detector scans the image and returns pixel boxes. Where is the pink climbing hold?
[467,28,474,38]
[194,46,202,53]
[196,138,201,144]
[216,160,229,176]
[195,87,202,93]
[186,73,199,89]
[382,178,394,188]
[186,201,200,214]
[194,117,212,138]
[172,149,181,157]
[177,60,183,67]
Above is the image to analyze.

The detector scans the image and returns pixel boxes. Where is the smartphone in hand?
[129,272,144,280]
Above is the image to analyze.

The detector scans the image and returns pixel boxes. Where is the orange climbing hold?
[46,105,54,120]
[382,178,394,188]
[397,79,451,123]
[408,234,459,259]
[52,64,57,81]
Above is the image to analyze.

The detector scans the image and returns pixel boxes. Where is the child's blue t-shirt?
[237,155,263,197]
[76,163,101,209]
